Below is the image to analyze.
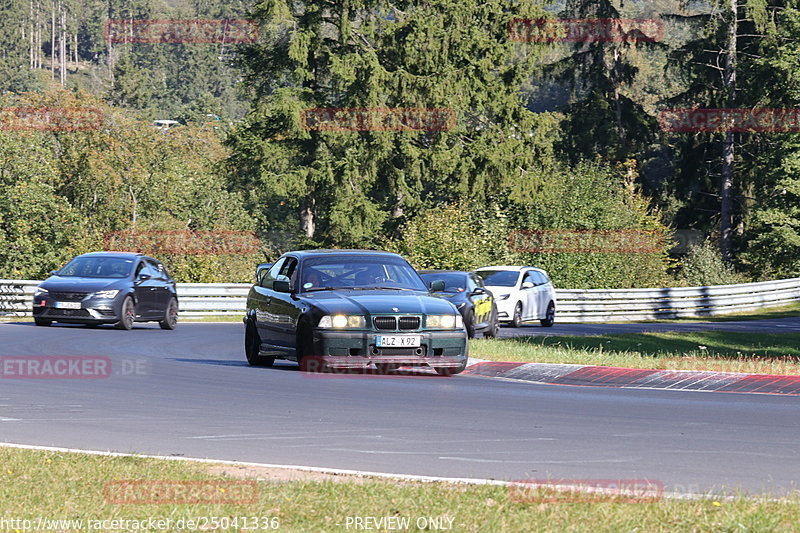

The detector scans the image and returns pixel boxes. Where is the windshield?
[419,273,467,293]
[300,255,427,292]
[476,270,520,287]
[58,256,134,278]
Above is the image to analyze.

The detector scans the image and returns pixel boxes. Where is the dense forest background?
[1,0,798,288]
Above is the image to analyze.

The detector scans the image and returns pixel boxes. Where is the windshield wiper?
[304,286,351,292]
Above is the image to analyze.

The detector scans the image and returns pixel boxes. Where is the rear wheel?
[34,318,52,327]
[115,296,135,330]
[245,320,274,367]
[540,301,555,327]
[159,297,178,330]
[510,302,524,328]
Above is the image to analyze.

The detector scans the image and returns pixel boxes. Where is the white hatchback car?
[474,266,556,327]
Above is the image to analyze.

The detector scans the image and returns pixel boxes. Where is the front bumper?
[494,298,515,321]
[309,329,468,368]
[32,299,119,323]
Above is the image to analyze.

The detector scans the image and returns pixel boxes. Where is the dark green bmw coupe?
[244,250,468,375]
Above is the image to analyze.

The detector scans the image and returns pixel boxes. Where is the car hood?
[38,276,128,293]
[299,290,457,315]
[484,285,514,295]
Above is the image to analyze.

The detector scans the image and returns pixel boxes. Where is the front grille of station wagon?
[50,292,88,301]
[373,316,421,331]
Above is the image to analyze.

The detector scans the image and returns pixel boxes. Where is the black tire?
[510,302,524,328]
[296,320,321,372]
[434,360,468,376]
[115,296,135,330]
[540,301,555,327]
[483,307,500,338]
[159,297,179,330]
[464,309,476,339]
[34,318,52,327]
[245,320,274,366]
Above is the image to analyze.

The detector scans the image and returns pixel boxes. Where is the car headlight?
[91,290,119,299]
[427,314,464,329]
[34,287,49,298]
[497,294,510,300]
[318,314,366,328]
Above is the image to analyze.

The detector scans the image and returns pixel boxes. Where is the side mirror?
[471,287,486,295]
[273,279,291,293]
[521,281,534,289]
[138,274,151,281]
[430,280,445,292]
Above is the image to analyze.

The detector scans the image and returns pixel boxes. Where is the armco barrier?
[2,278,799,322]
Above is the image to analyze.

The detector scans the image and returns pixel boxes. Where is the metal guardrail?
[2,278,799,322]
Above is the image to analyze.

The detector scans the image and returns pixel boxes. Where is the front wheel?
[115,296,135,330]
[510,302,524,328]
[434,360,467,376]
[159,297,179,330]
[464,309,476,339]
[296,320,323,372]
[540,301,555,327]
[245,320,274,367]
[483,307,499,338]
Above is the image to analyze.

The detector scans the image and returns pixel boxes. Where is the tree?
[227,0,559,247]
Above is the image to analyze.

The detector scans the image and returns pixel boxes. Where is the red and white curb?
[463,360,800,396]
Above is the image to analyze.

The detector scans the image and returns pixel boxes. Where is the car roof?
[418,270,469,275]
[286,249,406,259]
[475,265,547,274]
[78,251,144,259]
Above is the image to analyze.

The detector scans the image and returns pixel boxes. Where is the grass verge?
[471,331,800,375]
[1,447,799,532]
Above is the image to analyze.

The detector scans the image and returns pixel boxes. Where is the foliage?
[0,90,261,282]
[392,162,674,289]
[679,241,746,287]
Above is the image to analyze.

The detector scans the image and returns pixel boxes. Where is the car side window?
[261,258,286,288]
[134,261,147,279]
[534,271,548,285]
[146,260,163,279]
[279,258,298,286]
[471,274,485,288]
[465,275,478,292]
[522,271,537,287]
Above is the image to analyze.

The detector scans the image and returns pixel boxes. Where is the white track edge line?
[0,441,732,500]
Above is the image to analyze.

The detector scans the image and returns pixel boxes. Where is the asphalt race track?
[1,320,799,496]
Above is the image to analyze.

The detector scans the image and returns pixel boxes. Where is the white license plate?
[376,335,421,348]
[54,301,82,310]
